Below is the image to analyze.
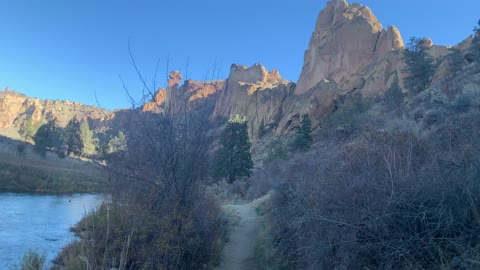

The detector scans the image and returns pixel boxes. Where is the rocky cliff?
[142,72,224,114]
[213,64,293,136]
[296,0,404,95]
[2,0,477,144]
[0,89,112,139]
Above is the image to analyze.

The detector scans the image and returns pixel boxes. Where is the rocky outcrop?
[0,89,112,139]
[295,0,404,95]
[143,88,167,113]
[142,72,224,114]
[213,64,293,137]
[165,72,224,114]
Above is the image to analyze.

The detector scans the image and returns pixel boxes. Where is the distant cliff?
[0,89,112,139]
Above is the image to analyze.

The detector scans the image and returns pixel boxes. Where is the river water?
[0,193,106,269]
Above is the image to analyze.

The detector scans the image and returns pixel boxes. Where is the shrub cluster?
[269,113,480,269]
[54,107,227,269]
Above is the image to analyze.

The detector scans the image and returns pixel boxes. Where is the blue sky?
[0,0,478,110]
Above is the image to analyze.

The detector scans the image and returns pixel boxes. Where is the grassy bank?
[0,137,105,194]
[0,160,104,194]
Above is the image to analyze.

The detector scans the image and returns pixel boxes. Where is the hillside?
[0,88,113,140]
[0,136,105,194]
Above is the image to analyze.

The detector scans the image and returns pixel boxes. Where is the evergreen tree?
[293,114,313,151]
[403,37,435,93]
[213,115,253,183]
[107,131,127,154]
[80,120,96,157]
[64,118,83,156]
[33,118,61,157]
[18,119,41,142]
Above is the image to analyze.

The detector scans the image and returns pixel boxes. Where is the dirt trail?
[217,193,271,270]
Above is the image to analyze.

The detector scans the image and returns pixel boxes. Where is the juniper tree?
[33,118,61,157]
[80,120,95,157]
[213,115,253,183]
[18,119,41,142]
[403,37,435,93]
[64,118,83,156]
[293,114,313,151]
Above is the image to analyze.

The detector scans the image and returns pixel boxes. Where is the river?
[0,193,106,269]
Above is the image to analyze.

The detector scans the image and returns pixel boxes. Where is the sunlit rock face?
[147,0,410,137]
[142,88,166,113]
[213,64,294,137]
[0,88,111,139]
[295,0,404,95]
[142,71,224,114]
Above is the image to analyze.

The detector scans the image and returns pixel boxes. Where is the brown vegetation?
[265,102,480,269]
[0,136,104,194]
[54,103,227,269]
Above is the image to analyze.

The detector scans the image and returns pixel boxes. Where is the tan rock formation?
[0,89,112,139]
[143,88,166,113]
[295,0,404,95]
[213,64,293,137]
[163,71,224,114]
[419,37,433,49]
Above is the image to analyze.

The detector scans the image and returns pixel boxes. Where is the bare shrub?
[54,103,227,269]
[269,112,480,269]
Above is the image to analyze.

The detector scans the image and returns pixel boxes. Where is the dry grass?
[0,137,105,194]
[264,110,480,269]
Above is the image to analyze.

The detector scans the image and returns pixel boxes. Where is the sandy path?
[217,193,271,270]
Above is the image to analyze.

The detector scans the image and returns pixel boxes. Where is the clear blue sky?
[0,0,478,110]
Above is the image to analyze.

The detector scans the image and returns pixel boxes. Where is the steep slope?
[0,89,112,139]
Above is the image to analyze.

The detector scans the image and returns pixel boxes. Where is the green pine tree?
[293,114,313,151]
[403,37,436,93]
[64,118,83,156]
[33,118,61,157]
[80,120,96,157]
[18,119,41,142]
[213,115,254,183]
[107,131,127,154]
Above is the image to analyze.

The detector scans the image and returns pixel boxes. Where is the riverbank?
[0,138,105,194]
